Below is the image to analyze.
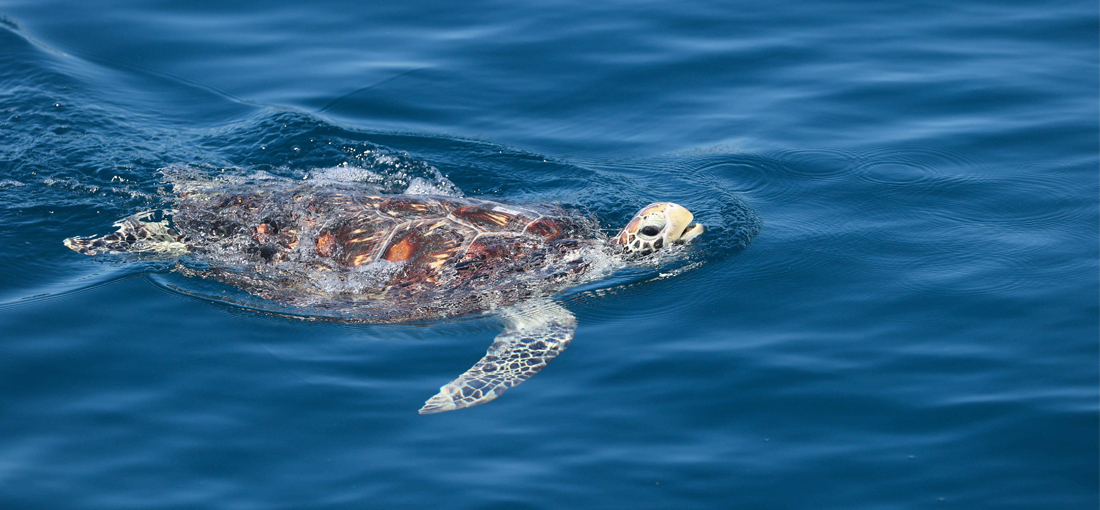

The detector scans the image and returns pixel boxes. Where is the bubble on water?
[0,180,25,187]
[654,260,704,281]
[306,164,388,185]
[40,176,152,201]
[404,176,458,196]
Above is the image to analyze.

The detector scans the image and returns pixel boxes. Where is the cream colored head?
[610,202,706,256]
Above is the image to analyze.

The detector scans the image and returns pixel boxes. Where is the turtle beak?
[665,204,702,244]
[676,223,706,244]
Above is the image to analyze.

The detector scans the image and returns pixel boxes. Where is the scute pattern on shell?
[166,175,607,323]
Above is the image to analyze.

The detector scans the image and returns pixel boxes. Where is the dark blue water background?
[0,0,1096,508]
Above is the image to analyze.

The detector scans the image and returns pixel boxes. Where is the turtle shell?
[169,181,602,321]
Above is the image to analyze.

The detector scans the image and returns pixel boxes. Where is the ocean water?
[0,0,1096,508]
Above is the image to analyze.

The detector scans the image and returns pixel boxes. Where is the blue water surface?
[0,0,1096,508]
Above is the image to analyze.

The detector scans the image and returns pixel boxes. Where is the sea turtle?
[64,174,705,414]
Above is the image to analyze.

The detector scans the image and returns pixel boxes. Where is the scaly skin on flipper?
[420,300,576,414]
[63,211,187,256]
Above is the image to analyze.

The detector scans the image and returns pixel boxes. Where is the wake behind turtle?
[65,172,706,414]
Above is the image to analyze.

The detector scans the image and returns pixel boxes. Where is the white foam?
[306,164,387,185]
[405,177,457,196]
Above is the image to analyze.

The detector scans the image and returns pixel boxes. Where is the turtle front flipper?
[420,300,577,414]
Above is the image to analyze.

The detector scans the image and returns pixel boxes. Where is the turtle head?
[609,202,706,256]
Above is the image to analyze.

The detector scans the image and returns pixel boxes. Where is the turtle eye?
[640,225,661,237]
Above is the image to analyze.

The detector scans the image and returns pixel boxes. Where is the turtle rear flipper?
[420,300,576,414]
[65,211,187,256]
